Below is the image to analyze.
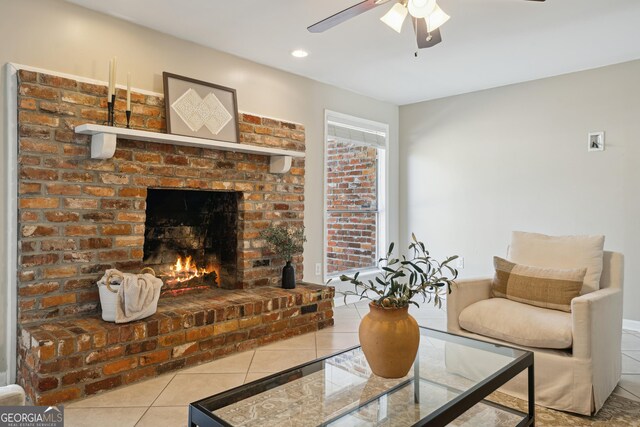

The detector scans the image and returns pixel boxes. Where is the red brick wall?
[326,140,378,274]
[16,69,306,323]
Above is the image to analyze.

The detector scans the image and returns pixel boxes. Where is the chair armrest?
[572,287,623,411]
[571,288,622,359]
[0,385,26,406]
[572,288,623,360]
[446,278,492,333]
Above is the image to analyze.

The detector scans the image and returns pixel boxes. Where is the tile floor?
[63,300,640,426]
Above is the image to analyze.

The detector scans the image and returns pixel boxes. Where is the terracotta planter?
[359,302,420,378]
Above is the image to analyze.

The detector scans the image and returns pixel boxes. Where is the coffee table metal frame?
[189,327,535,427]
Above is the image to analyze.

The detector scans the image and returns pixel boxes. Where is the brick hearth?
[14,68,333,405]
[20,284,334,405]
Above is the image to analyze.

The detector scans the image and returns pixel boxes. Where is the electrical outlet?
[315,263,322,276]
[457,257,464,269]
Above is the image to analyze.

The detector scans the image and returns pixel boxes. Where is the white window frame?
[323,110,389,282]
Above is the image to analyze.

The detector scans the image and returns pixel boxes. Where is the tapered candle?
[108,58,113,98]
[111,57,117,98]
[126,72,131,111]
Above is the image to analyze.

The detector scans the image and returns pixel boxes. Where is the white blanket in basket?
[98,269,163,323]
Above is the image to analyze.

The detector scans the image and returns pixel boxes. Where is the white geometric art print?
[171,88,232,135]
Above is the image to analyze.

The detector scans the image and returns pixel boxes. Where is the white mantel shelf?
[74,124,304,174]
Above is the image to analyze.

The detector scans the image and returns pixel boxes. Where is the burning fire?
[168,255,217,285]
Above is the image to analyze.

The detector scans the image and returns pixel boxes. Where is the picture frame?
[162,72,240,143]
[587,131,605,152]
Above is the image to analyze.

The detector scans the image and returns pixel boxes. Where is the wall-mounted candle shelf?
[74,124,304,174]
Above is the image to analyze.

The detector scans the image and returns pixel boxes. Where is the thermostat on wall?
[588,131,604,152]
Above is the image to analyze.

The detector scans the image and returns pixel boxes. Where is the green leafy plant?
[260,224,307,263]
[339,234,458,308]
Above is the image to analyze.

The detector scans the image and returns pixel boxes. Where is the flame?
[168,255,215,284]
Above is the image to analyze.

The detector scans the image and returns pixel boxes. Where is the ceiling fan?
[308,0,546,50]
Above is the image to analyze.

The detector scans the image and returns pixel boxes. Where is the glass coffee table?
[189,327,534,427]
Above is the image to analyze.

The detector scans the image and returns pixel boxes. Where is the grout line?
[623,353,640,363]
[146,373,178,410]
[243,350,257,384]
[619,385,640,399]
[132,406,150,427]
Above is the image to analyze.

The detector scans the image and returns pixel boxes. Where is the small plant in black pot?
[260,224,306,289]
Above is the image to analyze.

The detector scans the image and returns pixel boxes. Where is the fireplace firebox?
[143,189,239,292]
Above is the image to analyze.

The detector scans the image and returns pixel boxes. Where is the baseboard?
[623,319,640,332]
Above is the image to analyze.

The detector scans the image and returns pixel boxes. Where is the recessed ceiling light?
[291,49,309,58]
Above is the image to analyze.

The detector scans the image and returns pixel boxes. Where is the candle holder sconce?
[106,94,116,127]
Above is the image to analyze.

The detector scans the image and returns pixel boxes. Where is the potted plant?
[260,224,307,289]
[339,234,458,378]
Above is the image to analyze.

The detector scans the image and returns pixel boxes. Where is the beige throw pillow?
[492,256,586,312]
[508,231,604,294]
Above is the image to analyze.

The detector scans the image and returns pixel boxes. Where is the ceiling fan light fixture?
[425,4,450,32]
[380,3,408,33]
[407,0,436,19]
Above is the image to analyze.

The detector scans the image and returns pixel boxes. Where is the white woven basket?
[98,268,157,322]
[98,272,122,322]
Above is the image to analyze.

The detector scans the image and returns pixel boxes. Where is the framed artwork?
[587,131,604,152]
[163,72,240,143]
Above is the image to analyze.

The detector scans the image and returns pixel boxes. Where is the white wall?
[0,0,399,384]
[400,59,640,321]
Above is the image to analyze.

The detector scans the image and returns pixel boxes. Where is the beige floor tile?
[622,333,640,350]
[625,350,640,362]
[64,407,146,427]
[354,303,371,318]
[316,332,360,350]
[248,349,317,373]
[332,312,362,322]
[135,406,189,427]
[339,296,364,306]
[244,372,271,383]
[317,318,361,333]
[261,332,317,350]
[332,307,362,320]
[67,375,174,408]
[153,373,245,407]
[417,317,447,330]
[317,348,349,358]
[619,374,640,397]
[612,385,640,402]
[622,354,640,374]
[410,307,446,318]
[179,350,255,374]
[333,303,359,311]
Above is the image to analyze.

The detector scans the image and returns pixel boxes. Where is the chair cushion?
[459,298,573,349]
[508,231,604,294]
[491,256,585,312]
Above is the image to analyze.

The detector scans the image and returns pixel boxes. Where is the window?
[324,111,387,278]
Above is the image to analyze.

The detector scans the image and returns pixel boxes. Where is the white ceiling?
[66,0,640,105]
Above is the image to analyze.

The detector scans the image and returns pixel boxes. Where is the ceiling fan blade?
[307,0,390,33]
[412,17,442,49]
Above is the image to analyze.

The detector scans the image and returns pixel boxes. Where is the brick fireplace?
[14,69,334,404]
[143,188,239,291]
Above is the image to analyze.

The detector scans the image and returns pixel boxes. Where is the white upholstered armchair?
[447,236,623,416]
